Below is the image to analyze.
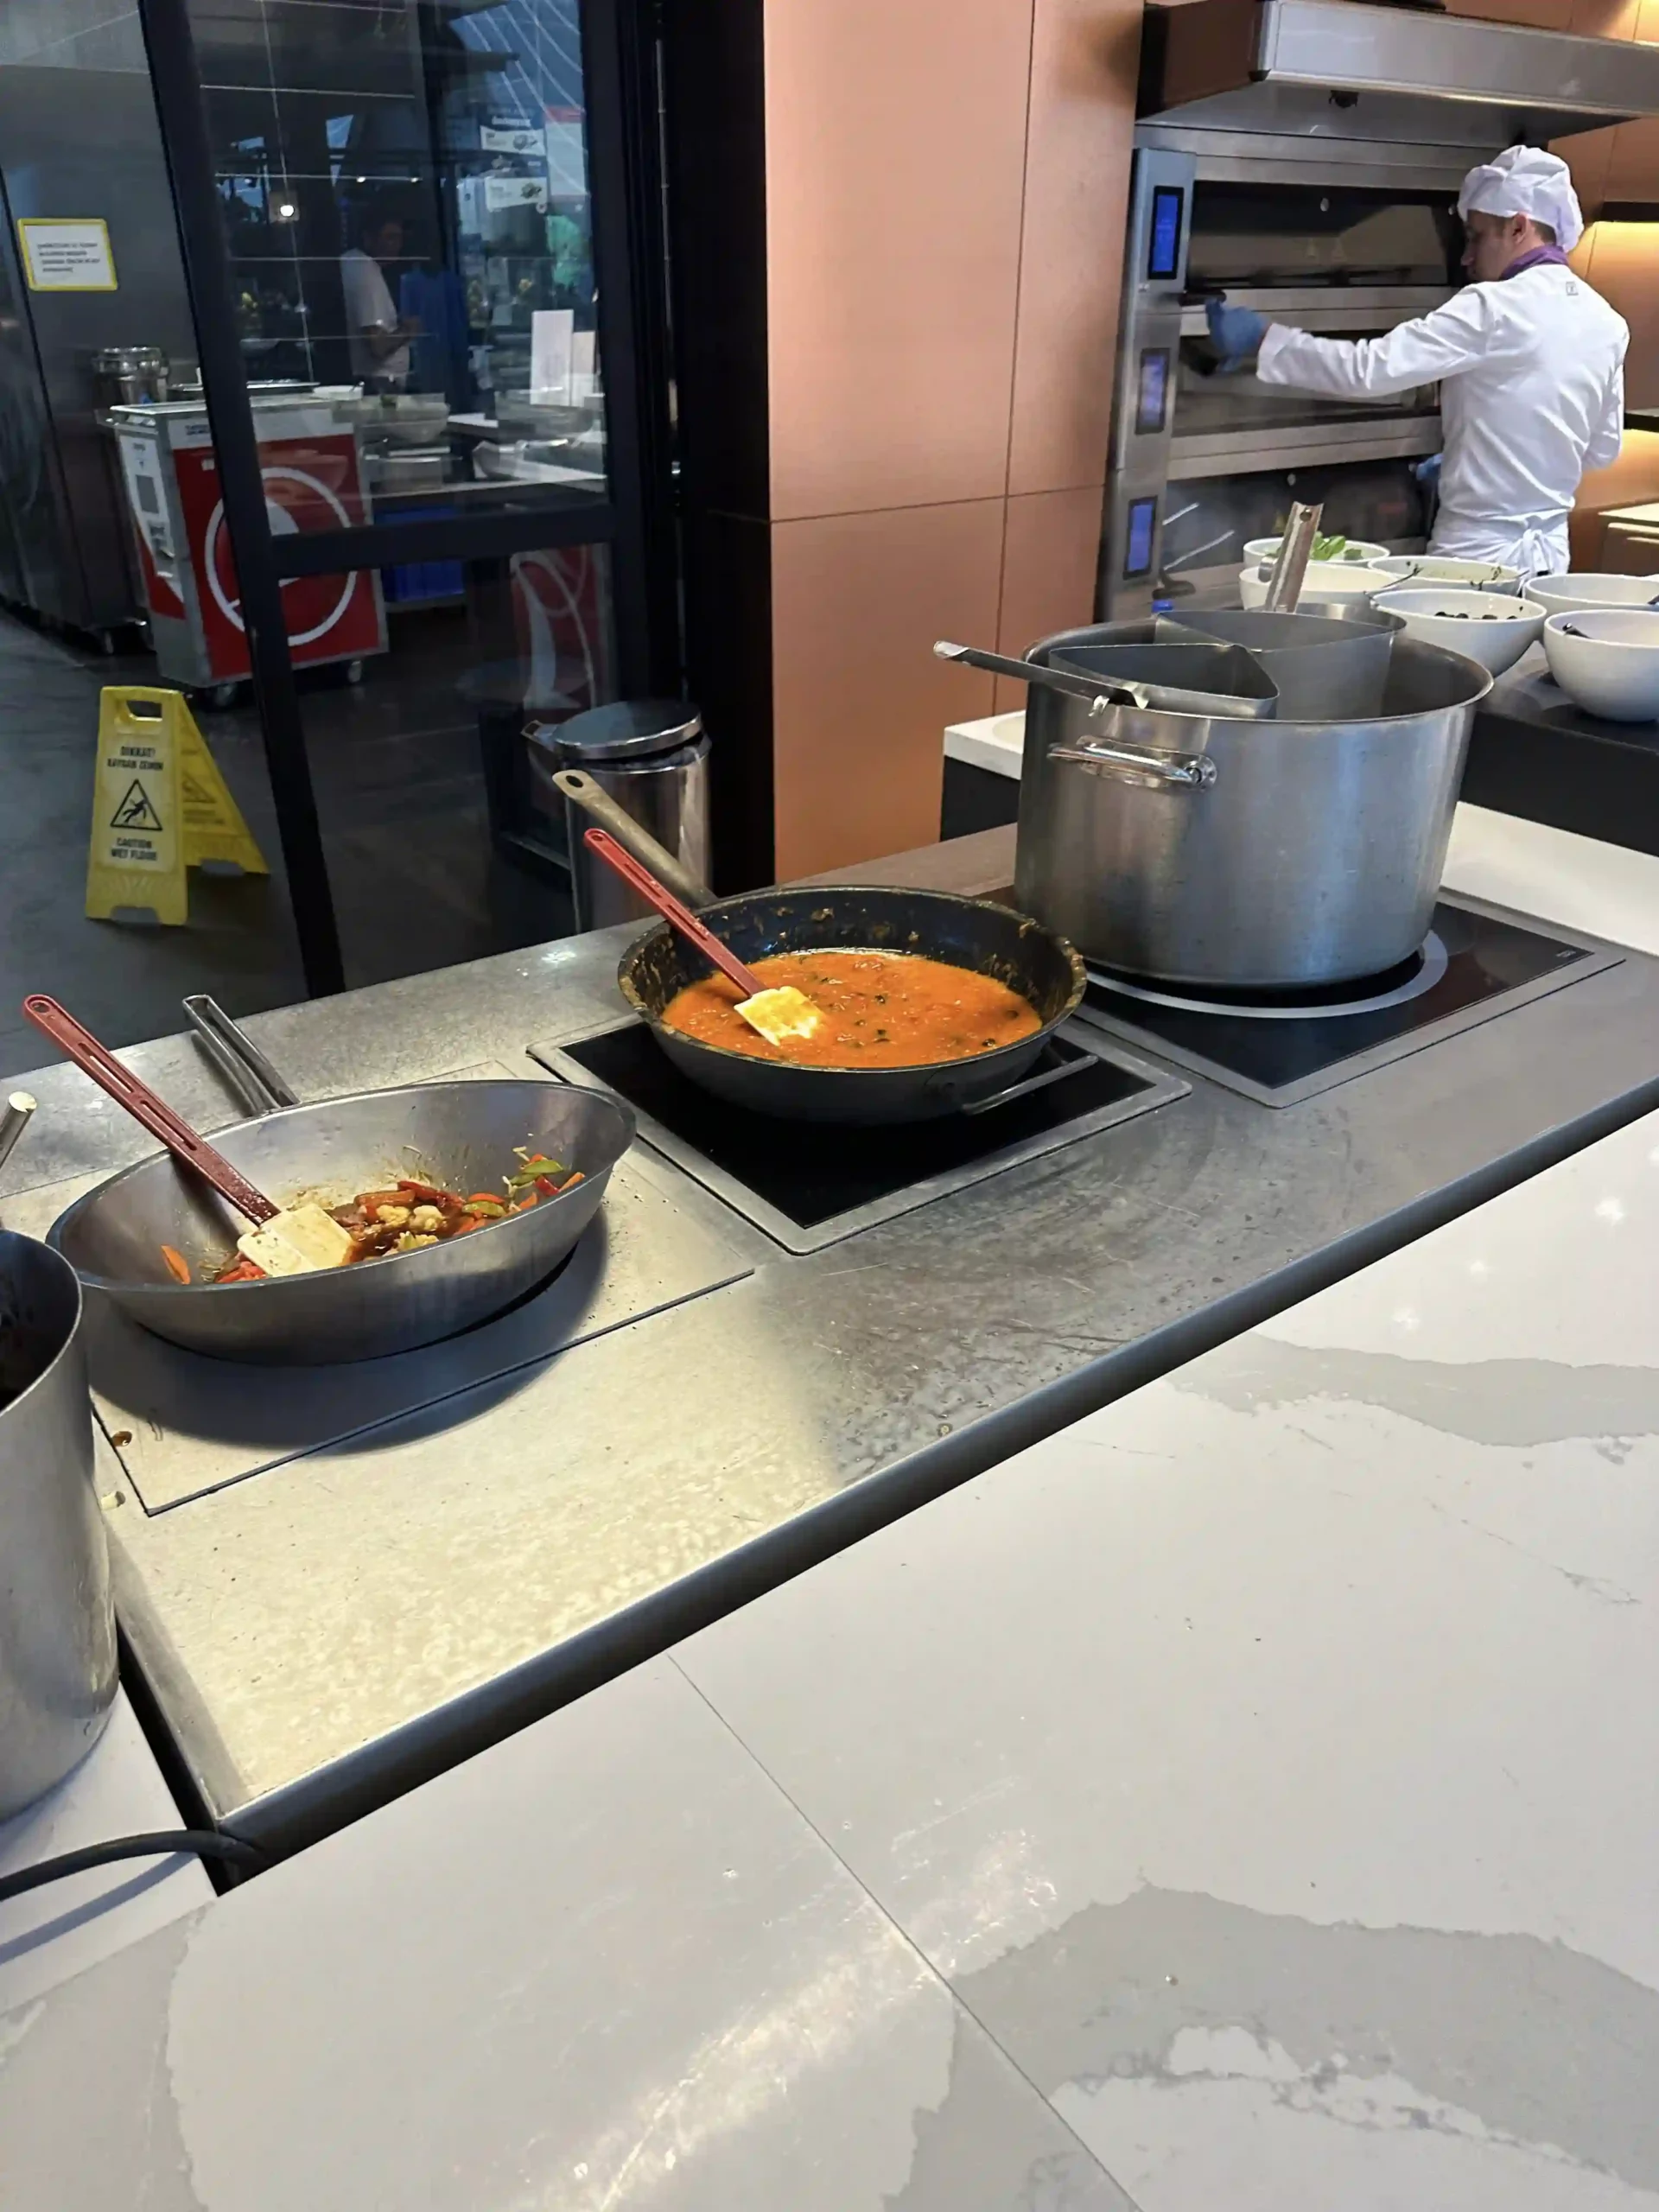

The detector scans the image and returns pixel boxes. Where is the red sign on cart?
[170,435,385,681]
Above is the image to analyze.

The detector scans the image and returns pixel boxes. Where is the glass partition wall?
[134,0,676,993]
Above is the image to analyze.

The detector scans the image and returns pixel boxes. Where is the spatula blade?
[735,985,823,1047]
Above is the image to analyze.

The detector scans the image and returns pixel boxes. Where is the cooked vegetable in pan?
[661,949,1042,1068]
[163,1150,586,1285]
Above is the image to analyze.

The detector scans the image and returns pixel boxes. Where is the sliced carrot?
[512,1192,539,1211]
[464,1192,501,1208]
[215,1257,264,1284]
[556,1171,585,1195]
[160,1244,193,1285]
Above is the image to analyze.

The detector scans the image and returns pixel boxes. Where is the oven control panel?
[1104,148,1193,620]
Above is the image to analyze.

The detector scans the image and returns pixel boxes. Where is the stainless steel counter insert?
[3,1156,751,1512]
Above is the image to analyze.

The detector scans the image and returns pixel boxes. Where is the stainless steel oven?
[1100,0,1659,620]
[1105,145,1456,616]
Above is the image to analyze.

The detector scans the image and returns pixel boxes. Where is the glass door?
[134,0,676,992]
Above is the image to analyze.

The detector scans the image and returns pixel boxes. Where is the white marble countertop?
[6,1055,1659,2203]
[0,1691,212,2015]
[943,707,1659,958]
[674,1088,1659,2207]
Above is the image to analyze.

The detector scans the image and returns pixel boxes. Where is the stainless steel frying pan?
[47,1004,635,1365]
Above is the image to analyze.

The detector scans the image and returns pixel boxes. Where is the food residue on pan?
[164,1149,586,1286]
[661,949,1041,1067]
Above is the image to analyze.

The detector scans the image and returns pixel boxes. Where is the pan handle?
[182,995,300,1115]
[958,1044,1101,1117]
[1047,737,1216,791]
[553,769,715,909]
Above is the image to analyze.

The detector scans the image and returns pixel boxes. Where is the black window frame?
[136,0,680,996]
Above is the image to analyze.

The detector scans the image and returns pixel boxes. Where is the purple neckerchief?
[1503,245,1572,278]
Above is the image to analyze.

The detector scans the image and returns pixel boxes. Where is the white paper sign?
[544,120,587,195]
[530,308,575,404]
[480,123,544,156]
[483,174,547,214]
[18,218,117,291]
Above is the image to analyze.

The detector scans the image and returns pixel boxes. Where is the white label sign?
[480,123,544,156]
[530,308,574,404]
[484,174,547,214]
[18,218,117,291]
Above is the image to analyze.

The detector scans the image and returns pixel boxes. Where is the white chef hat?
[1458,144,1584,252]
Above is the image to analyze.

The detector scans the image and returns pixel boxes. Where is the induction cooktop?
[531,1022,1189,1253]
[1070,897,1624,1107]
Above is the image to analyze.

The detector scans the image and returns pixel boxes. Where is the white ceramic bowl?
[1369,588,1546,675]
[1243,535,1388,568]
[1239,558,1382,609]
[1366,554,1522,594]
[1529,572,1659,618]
[1542,607,1659,721]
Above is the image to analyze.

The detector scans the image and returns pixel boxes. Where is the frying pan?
[617,886,1087,1126]
[47,1007,636,1364]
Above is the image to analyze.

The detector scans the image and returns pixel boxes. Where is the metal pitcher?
[1015,628,1491,990]
[0,1231,115,1817]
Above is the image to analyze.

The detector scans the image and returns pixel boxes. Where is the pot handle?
[1048,736,1217,791]
[553,769,715,910]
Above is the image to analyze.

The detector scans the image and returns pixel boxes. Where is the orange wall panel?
[1577,223,1659,408]
[1559,127,1614,222]
[1601,117,1659,199]
[990,485,1108,709]
[1005,0,1143,498]
[1568,0,1642,32]
[769,500,1007,878]
[763,0,1035,522]
[1441,0,1575,24]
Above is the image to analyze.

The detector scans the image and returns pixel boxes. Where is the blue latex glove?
[1205,296,1268,367]
[1413,452,1443,493]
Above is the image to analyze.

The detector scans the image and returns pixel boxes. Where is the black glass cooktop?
[532,1023,1189,1253]
[1073,899,1621,1107]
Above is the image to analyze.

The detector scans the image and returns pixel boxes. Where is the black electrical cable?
[0,1829,266,1906]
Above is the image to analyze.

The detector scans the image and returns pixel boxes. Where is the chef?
[1205,147,1627,576]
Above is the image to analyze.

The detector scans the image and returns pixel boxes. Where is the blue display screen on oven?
[1147,187,1183,282]
[1135,347,1170,435]
[1124,496,1157,580]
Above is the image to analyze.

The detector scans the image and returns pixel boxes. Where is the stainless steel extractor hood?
[1140,0,1659,145]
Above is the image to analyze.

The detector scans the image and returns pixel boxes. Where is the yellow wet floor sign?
[86,687,266,925]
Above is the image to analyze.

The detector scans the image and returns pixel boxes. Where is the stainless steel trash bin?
[0,1231,116,1818]
[526,701,710,931]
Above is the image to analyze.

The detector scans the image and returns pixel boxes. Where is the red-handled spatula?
[22,995,352,1276]
[582,829,823,1046]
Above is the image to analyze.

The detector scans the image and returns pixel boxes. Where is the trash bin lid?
[532,699,702,762]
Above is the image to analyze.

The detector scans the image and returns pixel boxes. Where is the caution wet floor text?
[86,687,267,925]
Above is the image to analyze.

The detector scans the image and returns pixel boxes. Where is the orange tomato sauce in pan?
[661,949,1042,1068]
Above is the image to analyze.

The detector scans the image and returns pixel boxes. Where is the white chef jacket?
[1256,262,1627,576]
[340,246,410,385]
